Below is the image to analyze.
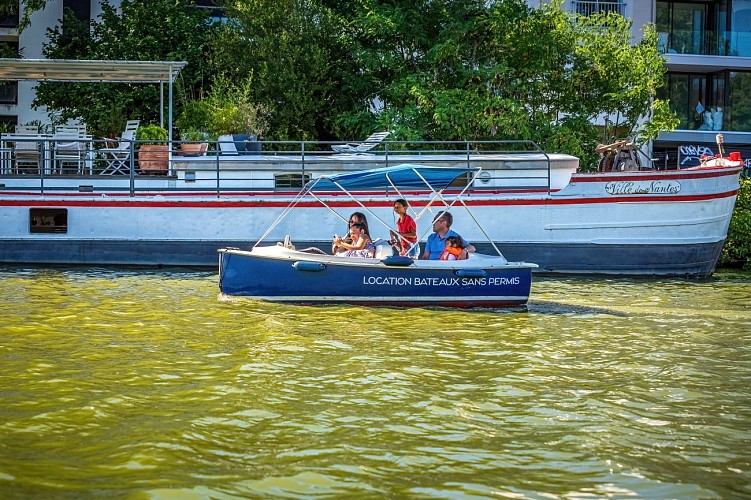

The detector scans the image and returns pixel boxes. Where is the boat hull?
[0,238,726,277]
[218,248,535,308]
[0,163,741,277]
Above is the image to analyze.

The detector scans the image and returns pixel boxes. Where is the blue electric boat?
[218,164,537,308]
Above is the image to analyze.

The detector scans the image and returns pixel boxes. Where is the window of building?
[0,41,19,105]
[62,0,90,22]
[656,0,735,56]
[730,1,751,56]
[660,70,751,132]
[727,71,751,130]
[0,4,18,27]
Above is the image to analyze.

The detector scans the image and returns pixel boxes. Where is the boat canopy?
[307,164,478,192]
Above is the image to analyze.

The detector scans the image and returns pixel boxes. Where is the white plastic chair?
[53,131,83,174]
[13,126,42,174]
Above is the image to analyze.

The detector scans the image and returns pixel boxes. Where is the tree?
[214,0,361,141]
[33,0,217,137]
[337,0,672,167]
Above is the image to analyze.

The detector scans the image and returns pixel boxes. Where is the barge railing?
[0,137,556,197]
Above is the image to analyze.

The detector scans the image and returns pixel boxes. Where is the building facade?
[1,1,117,126]
[561,0,751,168]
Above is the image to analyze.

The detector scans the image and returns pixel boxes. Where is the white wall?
[14,1,123,125]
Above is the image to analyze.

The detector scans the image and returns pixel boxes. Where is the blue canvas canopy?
[307,164,479,192]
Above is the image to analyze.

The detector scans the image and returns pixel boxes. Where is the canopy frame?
[255,164,506,258]
[0,58,188,152]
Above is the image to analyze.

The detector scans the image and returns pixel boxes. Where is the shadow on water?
[219,292,628,317]
[527,300,628,316]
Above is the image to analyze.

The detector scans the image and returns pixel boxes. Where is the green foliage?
[176,76,267,139]
[720,178,751,269]
[135,124,168,146]
[636,99,680,145]
[34,0,217,138]
[175,100,213,135]
[97,106,128,138]
[215,0,360,140]
[180,129,208,141]
[32,0,671,161]
[328,0,668,166]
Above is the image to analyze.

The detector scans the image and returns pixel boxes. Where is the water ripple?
[0,268,749,498]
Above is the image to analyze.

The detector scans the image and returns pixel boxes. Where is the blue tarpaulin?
[307,164,478,192]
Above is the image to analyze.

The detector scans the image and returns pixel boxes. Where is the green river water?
[0,267,749,499]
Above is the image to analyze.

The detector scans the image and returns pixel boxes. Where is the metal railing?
[658,29,751,57]
[571,0,625,17]
[0,138,555,197]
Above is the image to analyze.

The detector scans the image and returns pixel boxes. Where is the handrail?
[0,137,560,197]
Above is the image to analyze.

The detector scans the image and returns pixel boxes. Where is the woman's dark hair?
[348,212,370,235]
[349,222,367,234]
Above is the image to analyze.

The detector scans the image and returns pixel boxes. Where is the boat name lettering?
[362,276,414,286]
[605,180,681,195]
[361,276,520,286]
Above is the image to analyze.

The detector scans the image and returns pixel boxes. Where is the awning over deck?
[0,59,187,83]
[0,58,188,144]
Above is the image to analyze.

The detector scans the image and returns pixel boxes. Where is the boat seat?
[374,244,393,259]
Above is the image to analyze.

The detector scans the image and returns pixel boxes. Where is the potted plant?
[136,124,169,174]
[211,102,267,154]
[178,129,209,156]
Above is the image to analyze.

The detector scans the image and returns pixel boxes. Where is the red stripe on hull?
[571,167,740,182]
[0,190,738,208]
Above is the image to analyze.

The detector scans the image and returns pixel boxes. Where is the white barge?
[0,140,742,276]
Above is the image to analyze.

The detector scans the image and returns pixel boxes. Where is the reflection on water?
[0,267,750,498]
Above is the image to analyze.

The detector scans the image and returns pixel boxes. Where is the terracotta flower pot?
[138,145,169,174]
[178,143,208,156]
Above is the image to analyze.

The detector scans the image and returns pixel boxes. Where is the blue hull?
[218,249,534,308]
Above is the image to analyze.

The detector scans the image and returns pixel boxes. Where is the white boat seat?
[374,244,392,260]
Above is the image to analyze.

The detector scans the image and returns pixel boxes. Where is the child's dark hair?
[394,198,409,207]
[446,236,464,248]
[350,222,366,234]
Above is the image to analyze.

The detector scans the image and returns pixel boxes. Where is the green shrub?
[720,177,751,269]
[135,124,168,146]
[180,129,208,141]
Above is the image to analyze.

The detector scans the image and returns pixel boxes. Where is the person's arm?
[459,238,475,259]
[337,236,367,251]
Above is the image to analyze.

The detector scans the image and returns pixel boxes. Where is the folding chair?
[124,120,140,133]
[218,134,238,155]
[331,131,390,154]
[100,130,135,175]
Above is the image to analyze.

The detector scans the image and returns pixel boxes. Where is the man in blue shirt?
[421,211,476,260]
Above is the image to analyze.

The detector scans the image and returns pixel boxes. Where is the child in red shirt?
[390,198,419,258]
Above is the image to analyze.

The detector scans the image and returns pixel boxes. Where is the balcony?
[571,0,625,17]
[659,30,751,57]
